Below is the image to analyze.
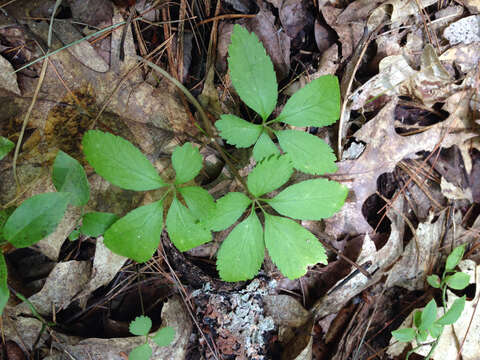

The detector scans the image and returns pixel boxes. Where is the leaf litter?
[0,0,480,359]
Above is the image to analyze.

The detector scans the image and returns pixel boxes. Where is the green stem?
[138,57,251,196]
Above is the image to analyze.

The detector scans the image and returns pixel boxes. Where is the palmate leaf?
[217,212,264,282]
[129,315,152,336]
[4,192,69,248]
[152,326,176,347]
[228,25,277,120]
[172,142,202,184]
[0,136,14,161]
[104,200,164,262]
[276,130,337,175]
[0,254,9,315]
[52,150,90,206]
[80,212,119,237]
[275,75,340,127]
[252,131,280,162]
[83,130,166,191]
[178,186,216,222]
[206,192,251,231]
[268,179,348,220]
[215,115,262,148]
[247,155,293,197]
[166,197,211,252]
[264,214,327,279]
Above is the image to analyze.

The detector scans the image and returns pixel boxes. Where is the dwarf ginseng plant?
[0,24,347,304]
[80,24,347,281]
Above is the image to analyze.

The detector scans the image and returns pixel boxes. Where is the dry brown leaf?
[325,98,476,238]
[0,54,21,95]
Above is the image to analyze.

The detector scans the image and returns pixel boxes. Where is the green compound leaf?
[275,75,340,127]
[445,244,465,271]
[80,212,119,237]
[104,201,163,262]
[217,212,264,282]
[436,295,466,325]
[206,192,251,231]
[152,326,176,347]
[0,136,14,161]
[413,310,422,329]
[268,179,347,220]
[391,328,416,343]
[419,299,437,331]
[0,253,9,315]
[215,115,262,148]
[172,142,202,184]
[166,197,211,252]
[4,192,69,248]
[129,344,152,360]
[129,315,152,336]
[228,24,277,120]
[445,272,470,290]
[426,274,441,288]
[52,150,90,206]
[247,155,293,197]
[264,214,327,280]
[178,186,216,222]
[253,131,280,162]
[83,130,166,191]
[416,328,428,343]
[276,130,337,175]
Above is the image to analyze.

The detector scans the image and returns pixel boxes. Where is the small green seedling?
[391,244,470,359]
[128,315,175,360]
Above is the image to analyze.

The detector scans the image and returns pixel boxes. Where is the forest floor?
[0,0,480,359]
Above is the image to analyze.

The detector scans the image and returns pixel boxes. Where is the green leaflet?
[129,344,152,360]
[152,326,176,347]
[215,114,262,148]
[0,253,9,315]
[129,315,152,336]
[268,179,348,220]
[228,25,277,120]
[419,299,437,332]
[436,296,466,325]
[445,244,465,271]
[52,150,90,206]
[426,274,441,288]
[80,212,119,237]
[4,192,69,248]
[0,136,14,161]
[264,214,327,279]
[216,212,264,281]
[445,272,470,290]
[166,197,211,252]
[172,142,203,184]
[178,186,216,222]
[275,75,340,127]
[252,131,280,162]
[276,130,337,175]
[247,155,293,197]
[104,200,164,262]
[391,328,416,343]
[206,192,251,231]
[83,130,166,191]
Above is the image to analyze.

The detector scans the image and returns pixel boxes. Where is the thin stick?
[12,48,49,191]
